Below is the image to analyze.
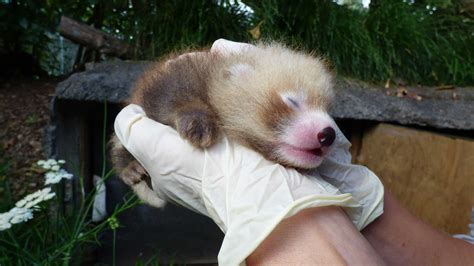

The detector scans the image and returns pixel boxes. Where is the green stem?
[101,100,108,179]
[112,228,116,266]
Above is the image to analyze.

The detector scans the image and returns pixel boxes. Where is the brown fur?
[110,42,334,207]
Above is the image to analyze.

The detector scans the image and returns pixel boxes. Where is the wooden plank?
[354,123,474,234]
[53,100,92,211]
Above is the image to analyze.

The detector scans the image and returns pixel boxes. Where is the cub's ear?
[225,63,255,79]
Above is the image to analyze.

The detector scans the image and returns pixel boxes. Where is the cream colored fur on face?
[209,43,334,145]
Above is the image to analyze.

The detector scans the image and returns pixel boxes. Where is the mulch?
[0,77,60,200]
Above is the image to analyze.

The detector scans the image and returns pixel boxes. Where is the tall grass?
[63,0,474,85]
[1,0,472,85]
[247,0,474,85]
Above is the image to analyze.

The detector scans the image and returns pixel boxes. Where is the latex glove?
[114,104,384,266]
[313,129,385,230]
[210,38,384,230]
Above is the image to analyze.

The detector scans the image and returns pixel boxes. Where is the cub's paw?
[120,160,148,186]
[176,110,220,148]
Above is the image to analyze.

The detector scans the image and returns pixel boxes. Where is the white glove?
[209,38,384,231]
[315,129,384,230]
[114,104,384,266]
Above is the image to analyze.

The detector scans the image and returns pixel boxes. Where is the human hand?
[114,103,383,265]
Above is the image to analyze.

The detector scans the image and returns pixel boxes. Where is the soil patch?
[0,77,60,201]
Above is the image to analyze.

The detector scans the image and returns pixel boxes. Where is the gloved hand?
[210,38,384,231]
[114,104,384,266]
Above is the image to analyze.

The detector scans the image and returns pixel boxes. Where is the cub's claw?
[120,160,148,186]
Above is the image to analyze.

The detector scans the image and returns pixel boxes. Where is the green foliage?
[0,171,139,265]
[1,0,473,85]
[99,0,252,58]
[0,1,63,71]
[0,149,12,210]
[0,0,252,63]
[246,0,474,85]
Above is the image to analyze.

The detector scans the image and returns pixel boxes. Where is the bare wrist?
[247,206,383,265]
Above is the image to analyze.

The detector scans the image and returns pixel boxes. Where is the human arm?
[247,206,385,265]
[248,191,474,266]
[362,191,474,266]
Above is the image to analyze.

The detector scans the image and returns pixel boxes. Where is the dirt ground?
[0,78,59,200]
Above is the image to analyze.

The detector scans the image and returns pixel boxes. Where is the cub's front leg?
[110,134,148,186]
[174,102,220,148]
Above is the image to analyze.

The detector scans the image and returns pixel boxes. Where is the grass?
[248,0,474,86]
[0,148,13,210]
[89,0,474,86]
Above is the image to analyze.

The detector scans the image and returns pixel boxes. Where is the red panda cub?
[111,42,337,207]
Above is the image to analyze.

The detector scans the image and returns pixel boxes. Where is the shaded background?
[1,0,473,85]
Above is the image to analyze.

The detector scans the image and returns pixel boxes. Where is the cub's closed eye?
[283,96,300,109]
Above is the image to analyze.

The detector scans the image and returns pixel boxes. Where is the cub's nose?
[317,127,336,147]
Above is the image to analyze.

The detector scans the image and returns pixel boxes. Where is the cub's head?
[210,42,336,169]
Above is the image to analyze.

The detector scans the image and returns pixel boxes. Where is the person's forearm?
[362,191,474,265]
[247,206,385,265]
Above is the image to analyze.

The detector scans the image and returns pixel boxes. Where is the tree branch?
[58,16,131,58]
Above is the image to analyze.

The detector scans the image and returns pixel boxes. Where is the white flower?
[32,187,56,204]
[0,222,12,231]
[42,192,56,201]
[1,210,16,231]
[25,195,46,208]
[36,187,54,200]
[58,169,73,180]
[2,158,69,231]
[28,189,44,199]
[45,171,56,179]
[41,187,52,193]
[44,172,61,185]
[15,198,28,208]
[25,198,43,209]
[0,212,13,223]
[1,158,69,231]
[9,208,33,224]
[38,158,68,171]
[24,193,36,202]
[46,159,57,165]
[37,158,59,170]
[44,169,73,185]
[0,212,13,230]
[16,187,56,210]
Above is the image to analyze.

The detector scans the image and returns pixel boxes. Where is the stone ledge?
[56,61,474,130]
[333,79,474,130]
[56,61,151,103]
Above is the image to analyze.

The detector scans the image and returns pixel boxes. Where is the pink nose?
[317,127,336,147]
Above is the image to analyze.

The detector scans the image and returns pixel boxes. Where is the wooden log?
[58,16,131,58]
[460,0,474,17]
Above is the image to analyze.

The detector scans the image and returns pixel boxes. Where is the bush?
[0,0,472,85]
